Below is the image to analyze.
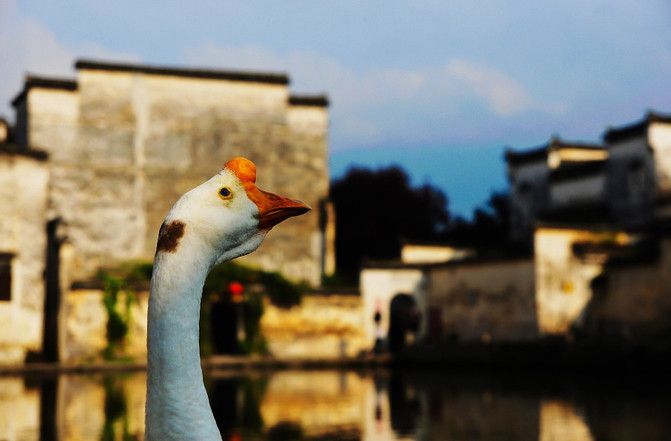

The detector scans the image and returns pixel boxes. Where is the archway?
[388,293,421,353]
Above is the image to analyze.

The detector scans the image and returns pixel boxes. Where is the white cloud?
[445,59,534,117]
[0,5,140,120]
[185,43,563,149]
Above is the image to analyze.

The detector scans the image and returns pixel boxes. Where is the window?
[0,253,11,301]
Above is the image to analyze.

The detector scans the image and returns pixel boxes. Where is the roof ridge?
[75,59,290,85]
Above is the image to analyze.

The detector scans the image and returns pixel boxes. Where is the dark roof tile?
[604,111,671,144]
[288,95,329,107]
[75,59,290,85]
[11,75,77,107]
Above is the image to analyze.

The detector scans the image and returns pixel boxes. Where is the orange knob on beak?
[224,157,311,230]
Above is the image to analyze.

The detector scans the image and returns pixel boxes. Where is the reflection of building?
[0,59,331,364]
[5,369,671,441]
[361,111,671,351]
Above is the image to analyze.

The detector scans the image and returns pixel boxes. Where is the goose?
[145,157,310,440]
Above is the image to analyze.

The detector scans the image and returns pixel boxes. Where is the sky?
[1,1,670,216]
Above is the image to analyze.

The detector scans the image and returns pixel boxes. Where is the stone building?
[603,112,671,228]
[361,110,671,352]
[506,112,671,243]
[12,59,330,285]
[0,59,331,364]
[505,137,608,244]
[0,143,49,363]
[505,111,671,343]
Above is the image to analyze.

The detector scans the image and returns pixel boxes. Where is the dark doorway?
[211,295,240,354]
[388,293,421,353]
[42,219,62,362]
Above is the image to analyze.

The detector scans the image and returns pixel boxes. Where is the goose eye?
[218,187,233,200]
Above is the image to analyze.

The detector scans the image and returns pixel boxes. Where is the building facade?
[0,144,49,363]
[11,59,330,286]
[507,112,671,242]
[361,111,671,352]
[0,59,331,364]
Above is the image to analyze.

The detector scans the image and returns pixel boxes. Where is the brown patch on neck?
[156,220,185,254]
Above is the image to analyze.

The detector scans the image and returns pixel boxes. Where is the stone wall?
[0,150,49,364]
[261,294,367,359]
[534,226,633,335]
[605,133,656,228]
[427,259,537,342]
[20,61,329,286]
[583,236,671,341]
[61,288,149,362]
[550,173,606,209]
[508,159,550,243]
[62,288,365,362]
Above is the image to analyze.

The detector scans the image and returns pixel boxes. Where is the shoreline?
[0,354,391,376]
[4,339,671,376]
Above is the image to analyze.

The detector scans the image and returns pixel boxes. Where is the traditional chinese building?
[0,59,332,364]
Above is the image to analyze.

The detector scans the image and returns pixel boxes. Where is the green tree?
[331,166,451,280]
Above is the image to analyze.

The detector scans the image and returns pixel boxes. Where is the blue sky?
[1,1,670,216]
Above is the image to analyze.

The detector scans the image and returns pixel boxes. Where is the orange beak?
[224,157,311,230]
[248,187,311,230]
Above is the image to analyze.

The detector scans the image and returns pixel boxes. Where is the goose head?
[156,156,310,264]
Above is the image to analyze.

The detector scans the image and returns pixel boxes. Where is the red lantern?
[229,281,244,303]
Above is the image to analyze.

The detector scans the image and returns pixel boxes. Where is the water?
[1,368,670,440]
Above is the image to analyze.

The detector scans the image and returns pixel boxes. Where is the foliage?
[201,261,304,355]
[203,262,303,307]
[331,165,451,280]
[445,191,512,250]
[240,292,267,354]
[97,261,152,360]
[100,273,137,360]
[100,260,303,357]
[100,375,134,441]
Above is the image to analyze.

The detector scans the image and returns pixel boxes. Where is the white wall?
[401,244,473,264]
[360,268,426,348]
[534,227,629,335]
[0,154,49,364]
[649,122,671,194]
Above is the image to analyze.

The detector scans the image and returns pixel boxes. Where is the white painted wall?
[0,154,49,364]
[534,227,628,335]
[360,268,426,348]
[649,122,671,193]
[401,244,473,264]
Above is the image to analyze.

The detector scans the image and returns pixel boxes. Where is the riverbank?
[0,354,391,376]
[4,338,671,376]
[398,339,671,372]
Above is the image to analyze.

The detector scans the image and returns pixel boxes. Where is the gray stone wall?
[605,135,656,229]
[261,294,366,359]
[583,237,671,340]
[62,288,148,362]
[427,259,537,342]
[24,66,329,286]
[508,160,550,244]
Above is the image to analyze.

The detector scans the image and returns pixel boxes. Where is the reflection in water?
[1,368,670,440]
